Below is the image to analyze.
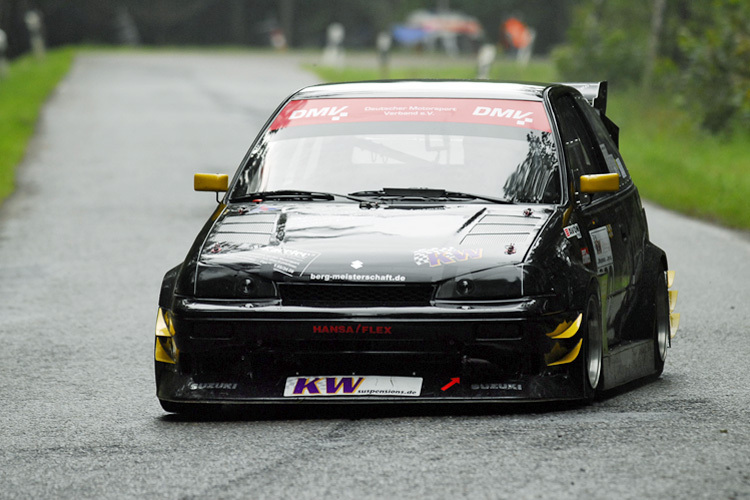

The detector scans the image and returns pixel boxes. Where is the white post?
[115,6,140,46]
[0,29,8,79]
[441,32,458,58]
[270,29,287,51]
[376,31,392,79]
[476,43,496,80]
[517,28,535,67]
[322,23,345,68]
[25,10,46,59]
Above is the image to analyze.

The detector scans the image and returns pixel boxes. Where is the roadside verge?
[0,47,75,204]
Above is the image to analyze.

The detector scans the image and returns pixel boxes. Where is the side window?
[554,95,605,177]
[553,94,607,202]
[574,96,631,181]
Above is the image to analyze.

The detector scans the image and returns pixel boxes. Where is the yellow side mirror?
[194,173,228,192]
[580,173,620,194]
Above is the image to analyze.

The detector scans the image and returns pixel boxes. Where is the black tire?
[581,288,603,400]
[653,270,670,376]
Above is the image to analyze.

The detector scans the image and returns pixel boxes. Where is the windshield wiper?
[441,191,514,204]
[348,188,512,204]
[232,190,367,203]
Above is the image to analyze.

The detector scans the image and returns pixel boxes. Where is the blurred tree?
[642,0,666,90]
[554,0,750,132]
[678,0,750,132]
[279,0,294,47]
[1,0,574,55]
[0,0,36,58]
[553,0,652,87]
[292,0,394,47]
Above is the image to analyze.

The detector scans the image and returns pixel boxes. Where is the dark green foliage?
[678,0,750,132]
[553,1,651,87]
[1,0,574,55]
[554,0,750,133]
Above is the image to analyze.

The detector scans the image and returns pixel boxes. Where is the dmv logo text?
[289,106,349,121]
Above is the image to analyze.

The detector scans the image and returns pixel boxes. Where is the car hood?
[197,203,553,284]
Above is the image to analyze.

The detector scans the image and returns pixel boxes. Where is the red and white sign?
[269,98,550,132]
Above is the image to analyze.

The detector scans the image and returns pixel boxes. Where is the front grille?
[278,283,434,307]
[267,338,441,353]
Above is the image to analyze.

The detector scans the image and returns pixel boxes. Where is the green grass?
[609,93,750,229]
[0,47,76,203]
[311,59,750,230]
[312,57,558,83]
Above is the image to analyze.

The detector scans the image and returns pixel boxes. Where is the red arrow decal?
[441,377,460,391]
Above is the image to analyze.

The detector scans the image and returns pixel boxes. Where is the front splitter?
[156,368,586,404]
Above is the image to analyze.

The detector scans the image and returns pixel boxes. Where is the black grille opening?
[475,323,523,340]
[278,283,434,307]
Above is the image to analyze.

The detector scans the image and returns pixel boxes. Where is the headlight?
[195,264,277,299]
[435,264,552,300]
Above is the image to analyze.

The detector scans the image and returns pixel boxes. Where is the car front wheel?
[582,289,603,400]
[653,270,670,375]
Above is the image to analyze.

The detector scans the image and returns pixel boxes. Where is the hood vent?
[203,213,279,253]
[460,213,542,254]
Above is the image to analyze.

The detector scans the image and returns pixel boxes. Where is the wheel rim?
[656,272,670,362]
[586,296,602,389]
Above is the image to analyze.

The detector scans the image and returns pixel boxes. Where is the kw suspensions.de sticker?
[284,376,422,397]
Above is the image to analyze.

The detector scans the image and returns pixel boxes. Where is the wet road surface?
[0,52,748,499]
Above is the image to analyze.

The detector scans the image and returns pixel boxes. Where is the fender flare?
[158,264,181,310]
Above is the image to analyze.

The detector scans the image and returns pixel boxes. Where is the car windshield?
[230,98,561,204]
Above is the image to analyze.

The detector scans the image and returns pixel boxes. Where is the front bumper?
[155,297,587,404]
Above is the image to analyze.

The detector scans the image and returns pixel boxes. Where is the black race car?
[155,80,679,413]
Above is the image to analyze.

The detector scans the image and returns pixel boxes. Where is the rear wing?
[564,81,608,114]
[562,81,619,147]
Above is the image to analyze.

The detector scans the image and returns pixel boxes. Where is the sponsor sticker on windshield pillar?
[283,376,422,397]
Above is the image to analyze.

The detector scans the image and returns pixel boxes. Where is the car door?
[574,94,646,288]
[552,93,632,346]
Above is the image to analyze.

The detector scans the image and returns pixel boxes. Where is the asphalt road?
[0,52,748,500]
